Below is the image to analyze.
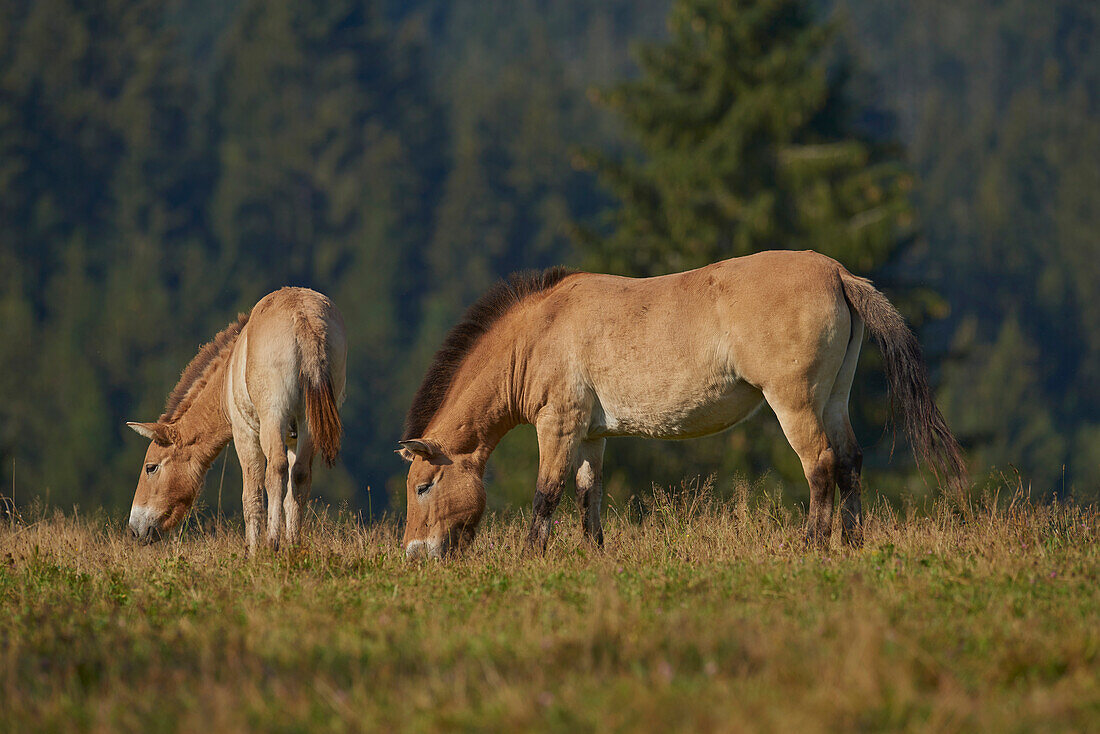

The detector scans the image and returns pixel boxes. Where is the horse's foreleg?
[233,430,266,556]
[528,471,568,554]
[527,415,582,554]
[260,422,289,552]
[770,398,836,548]
[575,439,606,547]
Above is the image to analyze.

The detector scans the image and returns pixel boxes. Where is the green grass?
[1,486,1098,732]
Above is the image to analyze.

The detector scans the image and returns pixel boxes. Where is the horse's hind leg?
[260,419,289,552]
[233,427,267,556]
[825,316,865,547]
[769,396,836,547]
[826,406,863,547]
[283,430,313,546]
[575,439,606,547]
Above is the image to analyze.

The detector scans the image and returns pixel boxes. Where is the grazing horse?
[398,250,966,558]
[126,287,346,553]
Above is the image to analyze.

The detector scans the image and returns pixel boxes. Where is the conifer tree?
[578,0,921,494]
[580,0,913,277]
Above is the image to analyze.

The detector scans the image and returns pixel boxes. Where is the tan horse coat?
[399,250,965,557]
[127,287,346,552]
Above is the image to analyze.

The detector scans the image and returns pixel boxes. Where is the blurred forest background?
[1,0,1097,518]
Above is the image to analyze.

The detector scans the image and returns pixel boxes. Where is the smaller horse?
[126,287,346,553]
[398,250,966,558]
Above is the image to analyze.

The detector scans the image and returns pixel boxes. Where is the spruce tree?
[578,0,921,494]
[580,0,913,277]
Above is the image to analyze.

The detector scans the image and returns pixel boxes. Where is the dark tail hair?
[839,270,967,490]
[295,314,342,466]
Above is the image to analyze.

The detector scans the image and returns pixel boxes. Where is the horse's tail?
[838,269,967,490]
[294,312,342,466]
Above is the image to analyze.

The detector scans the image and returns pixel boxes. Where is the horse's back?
[543,249,848,372]
[529,250,853,438]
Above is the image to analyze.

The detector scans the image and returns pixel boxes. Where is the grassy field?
[1,483,1098,733]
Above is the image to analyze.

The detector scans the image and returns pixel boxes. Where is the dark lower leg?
[575,466,604,547]
[805,448,837,547]
[585,495,604,547]
[838,449,864,547]
[527,479,565,553]
[575,487,604,547]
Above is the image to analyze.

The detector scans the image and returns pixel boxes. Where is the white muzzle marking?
[405,539,442,560]
[128,505,159,539]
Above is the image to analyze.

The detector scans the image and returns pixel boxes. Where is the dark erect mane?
[160,312,249,423]
[403,267,578,440]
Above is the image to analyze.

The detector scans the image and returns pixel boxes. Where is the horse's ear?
[397,439,449,465]
[127,421,173,446]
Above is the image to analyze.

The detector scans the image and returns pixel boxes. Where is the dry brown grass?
[1,483,1098,732]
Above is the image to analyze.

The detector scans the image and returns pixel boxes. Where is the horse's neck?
[171,360,234,468]
[432,356,521,467]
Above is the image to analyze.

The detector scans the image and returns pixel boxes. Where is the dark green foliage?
[578,0,920,496]
[0,0,1097,516]
[578,0,914,277]
[210,0,449,503]
[833,0,1100,495]
[0,0,648,514]
[0,0,215,509]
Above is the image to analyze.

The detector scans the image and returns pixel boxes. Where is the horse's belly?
[586,380,764,440]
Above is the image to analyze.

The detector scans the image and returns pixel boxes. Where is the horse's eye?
[416,482,432,496]
[145,463,159,475]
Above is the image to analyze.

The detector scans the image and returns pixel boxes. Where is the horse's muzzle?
[128,505,163,543]
[405,537,445,561]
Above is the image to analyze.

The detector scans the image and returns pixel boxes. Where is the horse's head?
[125,421,202,541]
[397,439,485,559]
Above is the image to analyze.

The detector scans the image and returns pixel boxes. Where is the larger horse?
[398,250,965,558]
[126,287,346,553]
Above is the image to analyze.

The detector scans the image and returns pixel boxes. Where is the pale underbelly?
[585,380,765,440]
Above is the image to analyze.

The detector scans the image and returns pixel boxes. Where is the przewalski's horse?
[398,250,966,558]
[126,287,346,553]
